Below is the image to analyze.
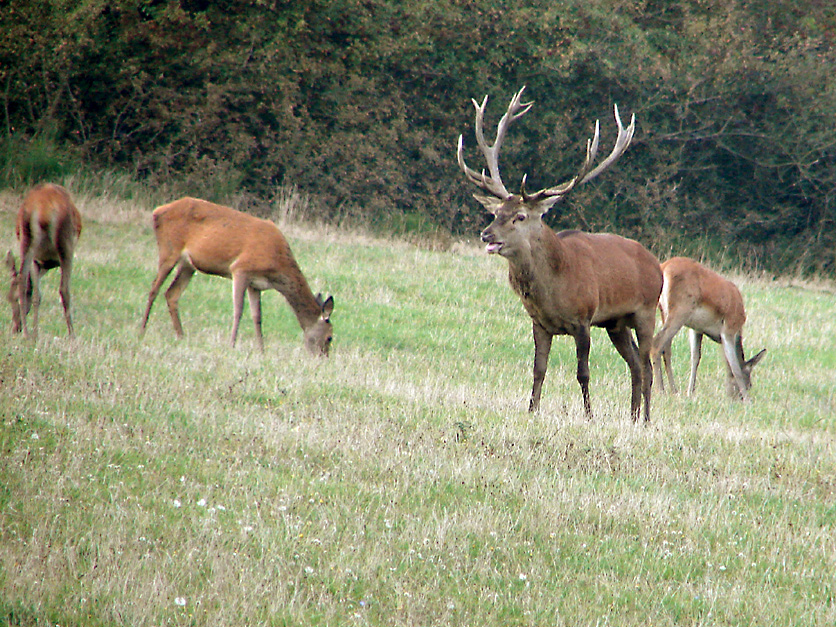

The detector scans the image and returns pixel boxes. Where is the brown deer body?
[140,197,334,356]
[458,87,662,421]
[651,256,765,400]
[8,183,82,338]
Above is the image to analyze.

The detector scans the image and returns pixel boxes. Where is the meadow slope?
[1,191,835,626]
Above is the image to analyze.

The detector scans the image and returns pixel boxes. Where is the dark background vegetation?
[2,0,835,275]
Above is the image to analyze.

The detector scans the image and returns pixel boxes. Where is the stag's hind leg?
[607,323,644,422]
[635,314,656,423]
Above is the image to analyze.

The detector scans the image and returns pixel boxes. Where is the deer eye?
[513,212,527,223]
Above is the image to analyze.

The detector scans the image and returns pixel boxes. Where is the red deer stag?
[651,257,765,401]
[457,87,662,421]
[140,198,334,356]
[8,183,82,338]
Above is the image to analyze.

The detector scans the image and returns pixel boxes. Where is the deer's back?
[559,231,662,317]
[661,257,746,332]
[152,197,293,275]
[16,183,82,244]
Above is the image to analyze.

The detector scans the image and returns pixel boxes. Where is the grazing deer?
[651,256,765,401]
[140,197,334,356]
[458,87,662,421]
[9,183,82,338]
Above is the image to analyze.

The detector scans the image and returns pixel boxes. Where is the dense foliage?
[2,0,836,274]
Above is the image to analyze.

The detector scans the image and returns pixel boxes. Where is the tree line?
[2,0,835,275]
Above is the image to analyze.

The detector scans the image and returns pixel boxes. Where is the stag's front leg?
[529,322,552,413]
[572,325,592,419]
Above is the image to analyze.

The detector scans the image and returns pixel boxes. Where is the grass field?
[1,189,835,626]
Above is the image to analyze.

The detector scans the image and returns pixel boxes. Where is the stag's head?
[5,251,22,334]
[457,87,635,259]
[304,293,335,357]
[473,183,563,261]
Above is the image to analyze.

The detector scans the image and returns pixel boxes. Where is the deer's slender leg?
[529,322,552,413]
[164,262,195,338]
[721,332,750,401]
[141,257,180,335]
[230,273,249,347]
[572,325,593,419]
[687,329,703,396]
[247,286,264,352]
[608,325,643,422]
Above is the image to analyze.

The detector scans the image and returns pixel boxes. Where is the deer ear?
[746,348,766,369]
[472,194,504,214]
[320,295,334,320]
[532,195,562,217]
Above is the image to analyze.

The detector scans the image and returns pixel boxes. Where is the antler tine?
[457,86,533,200]
[577,104,635,185]
[533,103,636,200]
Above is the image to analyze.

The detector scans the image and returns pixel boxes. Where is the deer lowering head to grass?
[8,183,82,339]
[651,256,765,401]
[458,87,662,422]
[140,197,334,356]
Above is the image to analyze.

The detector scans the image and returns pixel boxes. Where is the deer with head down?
[458,87,662,422]
[140,197,334,356]
[651,256,765,400]
[7,183,82,339]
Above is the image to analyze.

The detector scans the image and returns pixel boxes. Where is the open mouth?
[485,242,503,254]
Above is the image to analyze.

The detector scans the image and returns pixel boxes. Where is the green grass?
[1,193,835,626]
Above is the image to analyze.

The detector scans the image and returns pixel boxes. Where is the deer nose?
[480,229,494,243]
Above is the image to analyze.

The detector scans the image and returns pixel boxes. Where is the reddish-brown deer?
[651,256,765,400]
[8,183,82,339]
[458,87,662,421]
[140,197,334,356]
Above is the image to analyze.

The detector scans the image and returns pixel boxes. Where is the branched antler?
[457,86,532,199]
[525,104,635,202]
[458,87,636,205]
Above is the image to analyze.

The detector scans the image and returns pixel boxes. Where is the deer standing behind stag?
[652,256,766,401]
[458,87,663,422]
